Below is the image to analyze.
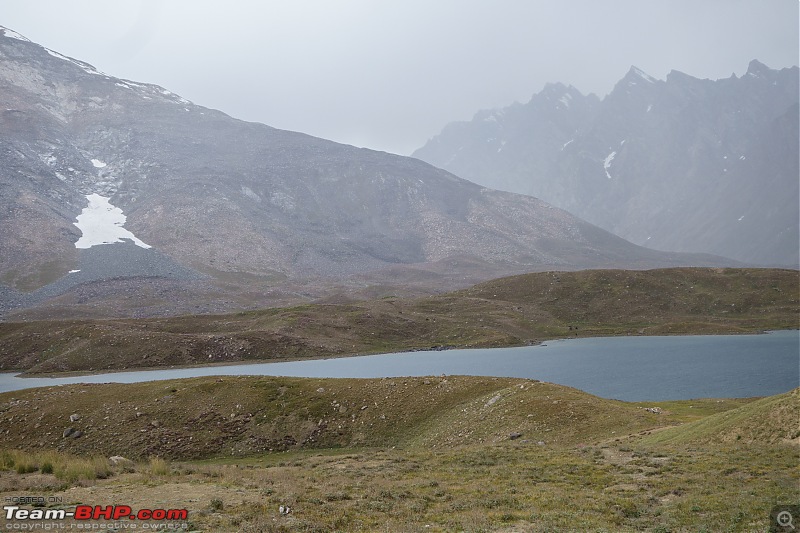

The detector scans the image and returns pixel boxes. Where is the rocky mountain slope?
[414,61,799,267]
[0,26,735,317]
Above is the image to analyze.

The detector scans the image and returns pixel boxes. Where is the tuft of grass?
[15,461,37,474]
[55,457,112,483]
[148,456,170,476]
[0,450,117,483]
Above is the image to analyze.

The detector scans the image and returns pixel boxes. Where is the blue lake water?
[0,331,797,401]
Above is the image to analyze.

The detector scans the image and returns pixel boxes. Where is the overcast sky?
[3,1,798,155]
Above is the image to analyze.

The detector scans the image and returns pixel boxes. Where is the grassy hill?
[0,378,796,531]
[640,388,800,446]
[0,376,666,460]
[0,267,797,375]
[0,267,797,529]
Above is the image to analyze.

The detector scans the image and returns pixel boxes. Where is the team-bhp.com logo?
[4,504,188,529]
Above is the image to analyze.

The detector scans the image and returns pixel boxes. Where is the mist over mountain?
[414,61,799,267]
[0,26,737,318]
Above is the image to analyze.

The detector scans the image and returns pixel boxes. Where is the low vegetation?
[0,268,796,530]
[0,378,796,531]
[0,267,797,374]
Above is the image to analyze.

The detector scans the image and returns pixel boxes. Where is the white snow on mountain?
[632,67,656,83]
[73,194,151,249]
[603,151,617,179]
[0,27,31,42]
[43,48,105,76]
[91,159,107,168]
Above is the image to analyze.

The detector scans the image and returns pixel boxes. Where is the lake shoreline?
[1,330,797,401]
[10,327,796,379]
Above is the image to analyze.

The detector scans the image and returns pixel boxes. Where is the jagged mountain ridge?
[413,61,799,267]
[0,26,736,317]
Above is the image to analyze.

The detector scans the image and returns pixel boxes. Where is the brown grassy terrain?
[0,376,668,459]
[0,267,796,529]
[0,378,796,531]
[1,267,797,375]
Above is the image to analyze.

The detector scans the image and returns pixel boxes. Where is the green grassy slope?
[0,376,668,460]
[0,267,796,374]
[0,379,796,531]
[640,388,800,446]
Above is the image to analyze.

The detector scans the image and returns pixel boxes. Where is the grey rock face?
[414,61,799,267]
[0,27,739,316]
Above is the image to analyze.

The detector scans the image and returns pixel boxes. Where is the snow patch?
[68,270,81,274]
[558,94,572,107]
[497,139,507,153]
[1,27,31,42]
[44,48,105,76]
[39,153,57,167]
[73,194,151,249]
[739,155,746,160]
[737,215,745,221]
[481,109,504,123]
[91,159,107,168]
[632,67,656,83]
[603,151,617,179]
[561,139,574,151]
[646,104,653,112]
[241,186,261,202]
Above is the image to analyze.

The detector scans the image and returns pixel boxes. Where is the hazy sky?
[3,1,798,155]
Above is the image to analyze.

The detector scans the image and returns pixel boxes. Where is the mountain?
[413,61,799,267]
[0,26,735,318]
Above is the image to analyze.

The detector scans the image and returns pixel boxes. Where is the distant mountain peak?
[626,66,657,84]
[414,60,799,267]
[542,81,569,92]
[665,68,698,83]
[746,59,771,78]
[3,27,738,317]
[610,66,661,96]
